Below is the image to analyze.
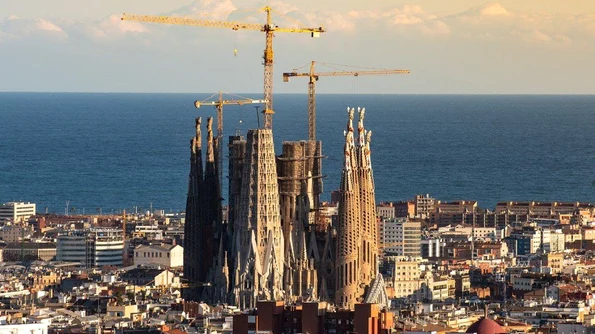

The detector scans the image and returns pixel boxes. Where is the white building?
[421,238,445,259]
[379,218,421,257]
[0,323,48,334]
[453,225,499,241]
[134,244,183,268]
[57,228,123,267]
[0,202,36,224]
[376,203,396,220]
[134,225,163,240]
[512,276,534,291]
[388,256,423,299]
[550,230,566,252]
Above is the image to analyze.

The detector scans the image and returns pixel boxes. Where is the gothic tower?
[183,117,205,301]
[335,107,379,310]
[184,117,226,302]
[335,108,362,310]
[356,108,378,285]
[277,140,323,302]
[231,129,285,309]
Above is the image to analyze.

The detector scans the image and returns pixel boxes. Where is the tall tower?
[202,117,220,279]
[277,140,323,302]
[228,134,246,256]
[335,107,379,310]
[335,108,362,310]
[231,129,285,309]
[356,109,378,283]
[183,117,226,302]
[184,117,205,301]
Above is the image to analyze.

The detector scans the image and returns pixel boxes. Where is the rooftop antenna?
[65,200,70,216]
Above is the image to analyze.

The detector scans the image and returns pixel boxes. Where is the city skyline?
[1,0,594,94]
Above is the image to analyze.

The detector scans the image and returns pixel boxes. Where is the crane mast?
[283,61,410,141]
[122,7,324,130]
[195,91,266,184]
[263,28,274,129]
[308,64,316,142]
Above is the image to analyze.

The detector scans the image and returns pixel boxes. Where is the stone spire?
[357,107,378,284]
[335,107,362,310]
[201,117,218,288]
[335,107,379,310]
[184,117,205,301]
[231,129,285,308]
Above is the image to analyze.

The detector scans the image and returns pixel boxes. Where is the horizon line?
[1,91,594,96]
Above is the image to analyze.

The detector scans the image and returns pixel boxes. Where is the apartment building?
[134,244,183,268]
[57,228,124,267]
[0,202,36,224]
[414,194,436,217]
[378,218,421,258]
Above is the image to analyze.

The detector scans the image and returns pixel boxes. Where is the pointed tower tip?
[207,116,213,130]
[347,107,355,132]
[206,116,214,162]
[195,117,202,148]
[357,106,366,148]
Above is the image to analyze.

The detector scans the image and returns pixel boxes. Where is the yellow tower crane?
[122,7,325,129]
[194,91,266,183]
[282,61,410,141]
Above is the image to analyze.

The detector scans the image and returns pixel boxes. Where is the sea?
[0,93,594,215]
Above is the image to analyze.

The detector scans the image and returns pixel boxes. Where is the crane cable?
[234,31,238,57]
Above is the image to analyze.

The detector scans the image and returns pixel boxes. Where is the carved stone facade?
[335,107,382,310]
[184,108,385,310]
[230,129,285,309]
[277,140,324,303]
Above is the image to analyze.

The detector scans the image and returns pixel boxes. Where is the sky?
[0,0,594,94]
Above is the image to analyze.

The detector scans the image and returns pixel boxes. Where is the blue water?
[0,93,593,214]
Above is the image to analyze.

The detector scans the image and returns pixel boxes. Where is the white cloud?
[345,5,450,37]
[98,14,149,34]
[1,1,594,49]
[0,16,68,41]
[438,3,594,47]
[479,3,510,17]
[298,11,354,31]
[166,0,237,20]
